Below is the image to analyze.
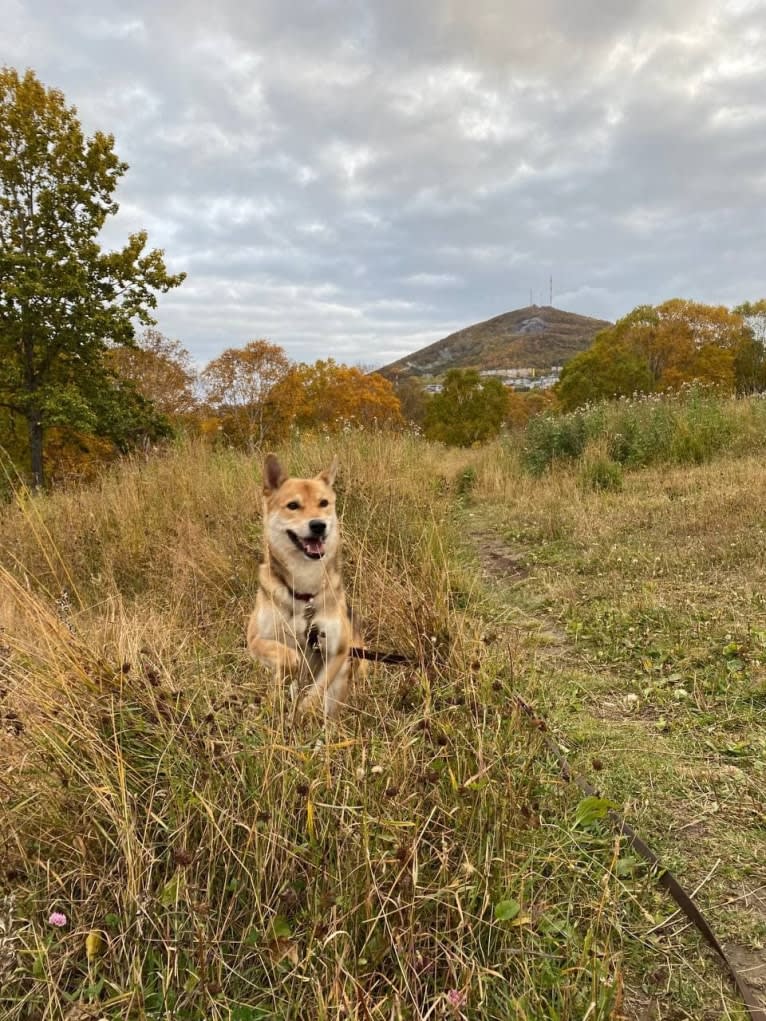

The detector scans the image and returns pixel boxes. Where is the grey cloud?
[2,0,765,366]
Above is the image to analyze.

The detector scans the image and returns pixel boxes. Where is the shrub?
[456,466,478,499]
[522,388,766,475]
[521,411,589,475]
[579,455,624,492]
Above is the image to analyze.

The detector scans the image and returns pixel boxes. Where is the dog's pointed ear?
[263,453,286,494]
[317,455,339,488]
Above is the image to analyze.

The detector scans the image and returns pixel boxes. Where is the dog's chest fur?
[256,562,348,673]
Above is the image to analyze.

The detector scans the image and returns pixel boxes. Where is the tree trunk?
[27,412,45,489]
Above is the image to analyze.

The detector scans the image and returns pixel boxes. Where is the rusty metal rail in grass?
[358,644,764,1018]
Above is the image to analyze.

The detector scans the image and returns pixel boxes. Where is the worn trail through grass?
[466,450,766,1017]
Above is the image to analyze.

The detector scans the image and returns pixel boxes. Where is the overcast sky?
[3,1,765,367]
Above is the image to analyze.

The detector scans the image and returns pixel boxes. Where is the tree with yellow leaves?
[286,359,403,432]
[557,300,756,411]
[201,340,297,448]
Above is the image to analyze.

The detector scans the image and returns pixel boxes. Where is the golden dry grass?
[0,427,763,1020]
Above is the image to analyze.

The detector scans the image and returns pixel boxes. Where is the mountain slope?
[379,305,612,378]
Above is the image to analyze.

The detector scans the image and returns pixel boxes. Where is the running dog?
[247,453,363,719]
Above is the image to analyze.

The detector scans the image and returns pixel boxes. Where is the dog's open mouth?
[287,530,326,560]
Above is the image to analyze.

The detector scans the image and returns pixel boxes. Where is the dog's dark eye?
[319,499,329,508]
[286,500,301,510]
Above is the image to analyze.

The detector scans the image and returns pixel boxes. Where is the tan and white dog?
[247,453,363,719]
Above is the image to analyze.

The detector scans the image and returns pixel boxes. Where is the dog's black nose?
[309,519,327,537]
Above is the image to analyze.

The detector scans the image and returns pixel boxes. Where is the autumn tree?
[424,369,507,446]
[0,68,185,486]
[557,300,753,411]
[201,340,296,448]
[392,375,428,425]
[108,328,198,419]
[506,388,558,429]
[287,360,403,431]
[733,299,766,393]
[556,338,652,411]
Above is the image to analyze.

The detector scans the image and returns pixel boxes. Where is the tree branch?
[0,399,25,415]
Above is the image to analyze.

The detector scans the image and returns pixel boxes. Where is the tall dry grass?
[1,434,630,1020]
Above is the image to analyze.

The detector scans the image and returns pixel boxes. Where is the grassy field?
[0,415,764,1019]
[470,441,766,1017]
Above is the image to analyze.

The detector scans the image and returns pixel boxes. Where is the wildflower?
[446,989,466,1009]
[48,911,67,928]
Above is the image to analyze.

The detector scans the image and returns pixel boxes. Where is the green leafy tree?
[557,336,653,411]
[424,369,507,446]
[0,67,185,486]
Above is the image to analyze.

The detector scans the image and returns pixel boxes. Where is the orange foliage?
[196,346,402,447]
[198,416,225,442]
[559,300,753,409]
[108,328,197,419]
[286,360,403,431]
[505,389,558,429]
[201,340,297,447]
[44,428,120,484]
[618,300,746,391]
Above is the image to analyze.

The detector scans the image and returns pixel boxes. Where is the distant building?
[498,366,562,391]
[427,365,561,394]
[480,367,536,379]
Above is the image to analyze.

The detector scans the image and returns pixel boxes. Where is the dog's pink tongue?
[305,538,324,555]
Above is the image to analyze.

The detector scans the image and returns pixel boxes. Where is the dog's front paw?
[277,646,301,676]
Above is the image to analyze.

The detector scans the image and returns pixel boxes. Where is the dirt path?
[470,527,530,582]
[468,518,766,1017]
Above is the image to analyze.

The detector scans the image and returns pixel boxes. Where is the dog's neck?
[267,550,337,602]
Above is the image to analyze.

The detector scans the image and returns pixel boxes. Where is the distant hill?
[378,306,612,379]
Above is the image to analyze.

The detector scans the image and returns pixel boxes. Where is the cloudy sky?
[3,1,765,367]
